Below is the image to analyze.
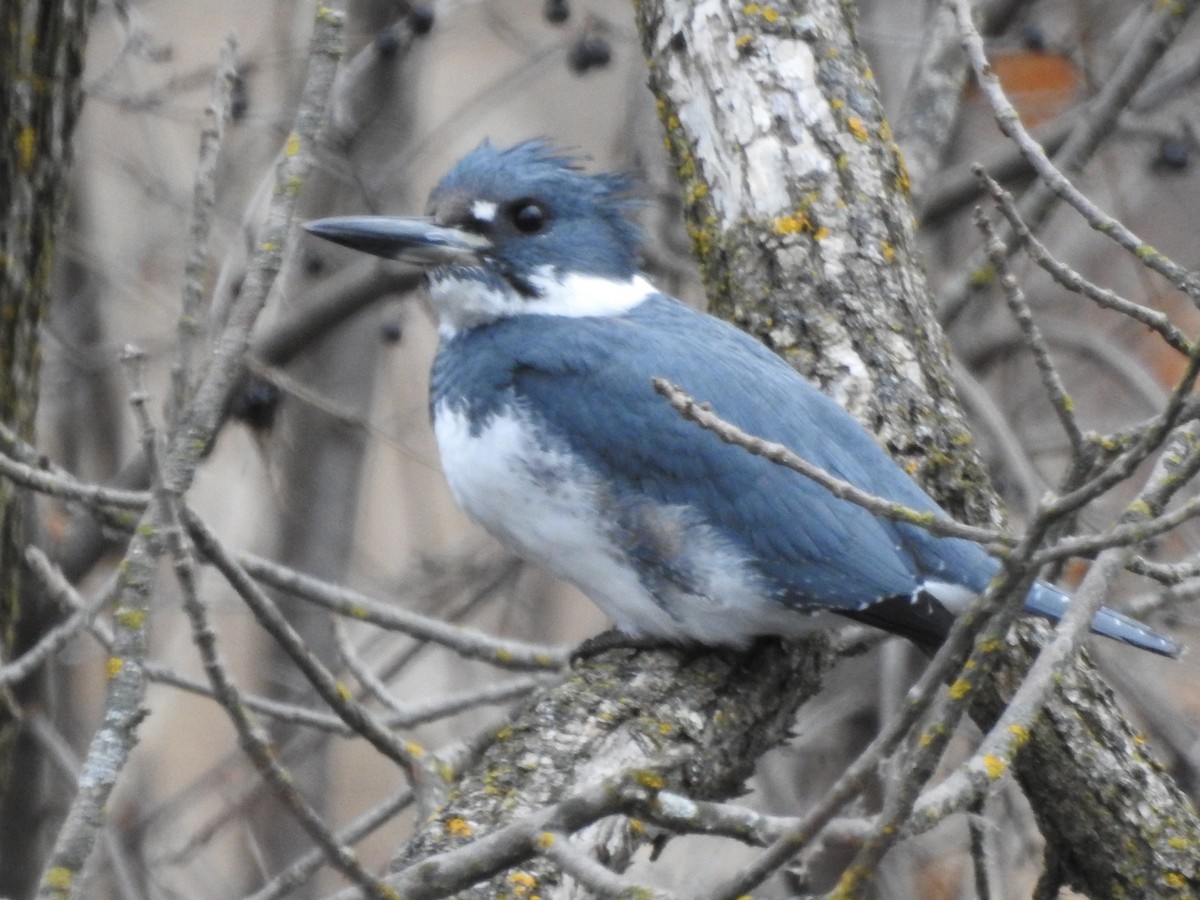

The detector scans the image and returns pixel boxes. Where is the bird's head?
[304,140,649,334]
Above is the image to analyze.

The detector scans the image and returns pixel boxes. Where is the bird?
[303,139,1179,658]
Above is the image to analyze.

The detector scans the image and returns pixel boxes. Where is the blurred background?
[16,0,1200,896]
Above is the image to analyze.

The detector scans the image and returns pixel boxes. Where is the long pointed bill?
[303,216,491,268]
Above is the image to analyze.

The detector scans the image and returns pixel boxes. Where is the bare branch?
[652,378,1009,548]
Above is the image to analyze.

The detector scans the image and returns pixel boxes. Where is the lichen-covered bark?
[637,0,996,530]
[637,0,1200,895]
[393,642,835,898]
[0,2,96,896]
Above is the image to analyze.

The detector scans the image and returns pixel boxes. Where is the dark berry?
[375,28,401,58]
[380,320,403,343]
[1157,137,1190,171]
[409,6,434,35]
[544,0,569,24]
[1022,23,1047,53]
[567,35,611,75]
[229,377,282,431]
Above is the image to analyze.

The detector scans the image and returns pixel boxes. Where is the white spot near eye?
[471,200,497,222]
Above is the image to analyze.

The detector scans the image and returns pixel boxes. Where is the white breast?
[432,403,829,645]
[432,403,670,634]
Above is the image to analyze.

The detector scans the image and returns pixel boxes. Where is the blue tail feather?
[1023,581,1179,658]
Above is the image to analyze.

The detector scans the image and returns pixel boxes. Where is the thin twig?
[537,831,672,899]
[0,434,149,511]
[35,9,348,893]
[973,208,1085,453]
[170,34,238,426]
[955,0,1200,302]
[652,379,1010,548]
[246,788,415,900]
[327,772,665,900]
[974,168,1192,355]
[0,550,115,688]
[238,550,568,671]
[180,505,434,784]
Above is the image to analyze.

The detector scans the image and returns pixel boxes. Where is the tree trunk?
[0,1,97,896]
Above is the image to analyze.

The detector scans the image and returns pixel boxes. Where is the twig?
[35,348,161,900]
[0,549,114,688]
[147,405,392,897]
[246,787,415,900]
[973,208,1084,453]
[334,615,413,718]
[968,804,995,900]
[974,168,1192,355]
[950,360,1043,516]
[537,831,671,899]
[0,435,149,511]
[327,771,664,900]
[170,34,238,426]
[955,0,1200,302]
[179,505,435,784]
[652,378,1010,548]
[238,550,568,671]
[166,0,346,476]
[25,714,147,900]
[35,8,348,893]
[1039,344,1200,523]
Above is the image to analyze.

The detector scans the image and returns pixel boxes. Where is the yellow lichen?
[115,608,146,630]
[44,867,73,890]
[509,871,538,894]
[634,770,665,790]
[404,740,426,759]
[982,754,1007,779]
[445,817,474,838]
[771,213,810,236]
[17,126,36,173]
[1163,871,1186,890]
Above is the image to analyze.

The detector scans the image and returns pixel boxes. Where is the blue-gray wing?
[501,295,996,614]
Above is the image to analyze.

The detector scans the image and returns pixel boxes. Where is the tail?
[1023,581,1179,658]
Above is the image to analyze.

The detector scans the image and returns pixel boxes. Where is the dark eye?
[511,201,546,234]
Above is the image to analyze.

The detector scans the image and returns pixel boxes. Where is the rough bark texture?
[0,2,96,896]
[638,0,1200,896]
[639,0,994,525]
[393,640,836,898]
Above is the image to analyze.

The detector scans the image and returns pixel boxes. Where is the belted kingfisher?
[304,139,1178,658]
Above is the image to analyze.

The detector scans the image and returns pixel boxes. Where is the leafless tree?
[2,1,1199,898]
